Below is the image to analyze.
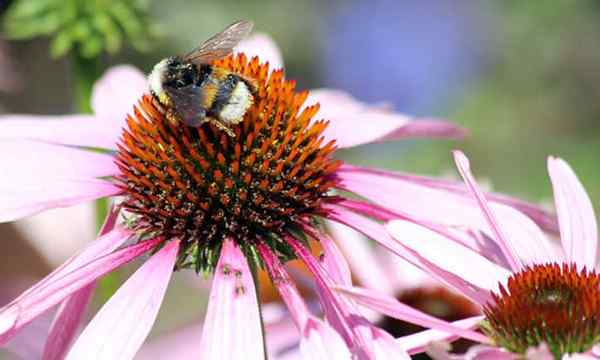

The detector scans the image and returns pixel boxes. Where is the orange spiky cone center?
[483,263,600,359]
[115,54,341,271]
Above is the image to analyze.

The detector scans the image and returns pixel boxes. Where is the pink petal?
[42,284,95,360]
[42,208,120,360]
[235,33,284,70]
[453,151,522,272]
[91,65,147,130]
[306,89,466,149]
[326,220,395,294]
[199,240,265,359]
[365,327,411,360]
[548,157,598,269]
[0,179,121,222]
[257,242,357,358]
[66,240,179,360]
[286,234,369,351]
[299,318,352,359]
[336,286,487,344]
[338,163,559,234]
[136,323,203,359]
[306,228,352,287]
[257,242,310,328]
[387,220,510,298]
[398,316,483,354]
[0,235,160,345]
[525,343,555,360]
[337,162,557,267]
[0,140,118,182]
[466,346,517,360]
[327,205,493,305]
[0,115,122,149]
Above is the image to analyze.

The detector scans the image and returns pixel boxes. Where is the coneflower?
[340,151,599,359]
[0,35,549,359]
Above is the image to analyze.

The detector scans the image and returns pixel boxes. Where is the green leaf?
[50,30,74,58]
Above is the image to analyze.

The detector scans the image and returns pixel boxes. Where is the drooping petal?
[306,227,352,287]
[0,140,119,182]
[337,163,557,267]
[326,220,395,294]
[136,323,203,359]
[0,179,121,222]
[387,220,510,297]
[306,89,466,149]
[548,157,598,269]
[235,33,284,70]
[0,115,124,149]
[42,208,121,360]
[0,236,161,345]
[452,151,521,272]
[300,318,352,360]
[338,163,559,233]
[326,205,493,305]
[398,316,484,355]
[10,226,130,308]
[257,242,354,358]
[42,284,95,360]
[199,240,265,360]
[336,286,487,344]
[91,65,147,129]
[66,240,179,360]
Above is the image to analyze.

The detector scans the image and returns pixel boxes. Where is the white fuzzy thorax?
[148,59,168,95]
[220,82,253,124]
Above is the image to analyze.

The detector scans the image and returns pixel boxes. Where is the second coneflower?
[0,35,547,358]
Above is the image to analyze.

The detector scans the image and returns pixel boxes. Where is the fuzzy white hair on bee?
[219,82,254,124]
[148,58,170,96]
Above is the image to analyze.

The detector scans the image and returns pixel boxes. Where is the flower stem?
[72,52,119,303]
[72,54,102,114]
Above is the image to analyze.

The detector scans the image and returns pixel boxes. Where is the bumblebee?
[148,20,257,136]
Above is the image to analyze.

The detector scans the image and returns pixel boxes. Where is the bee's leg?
[209,119,236,137]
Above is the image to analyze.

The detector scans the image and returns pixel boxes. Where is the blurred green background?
[1,0,600,355]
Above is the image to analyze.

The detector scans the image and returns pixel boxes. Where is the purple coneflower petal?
[258,242,354,359]
[398,316,484,355]
[137,323,203,359]
[0,140,118,182]
[0,234,160,345]
[0,115,116,149]
[235,33,284,70]
[43,208,120,360]
[91,65,146,131]
[326,220,395,294]
[336,286,487,344]
[337,166,555,267]
[548,157,598,269]
[66,240,179,360]
[452,151,522,272]
[300,318,352,359]
[311,229,352,286]
[328,205,494,305]
[342,152,551,268]
[386,220,510,297]
[338,164,559,234]
[43,284,95,360]
[199,240,265,359]
[0,179,121,222]
[306,89,466,149]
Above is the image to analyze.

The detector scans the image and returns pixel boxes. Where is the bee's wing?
[163,85,208,127]
[184,20,254,64]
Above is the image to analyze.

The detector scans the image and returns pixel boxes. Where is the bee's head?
[148,56,199,96]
